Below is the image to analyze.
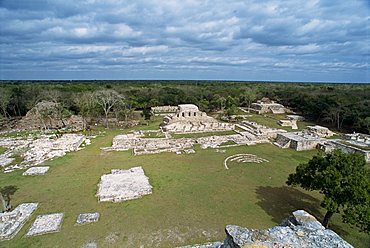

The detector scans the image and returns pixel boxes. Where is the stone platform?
[96,166,152,202]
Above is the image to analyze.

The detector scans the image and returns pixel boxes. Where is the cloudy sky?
[0,0,369,82]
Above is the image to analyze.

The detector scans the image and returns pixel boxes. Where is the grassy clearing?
[0,146,6,154]
[0,129,368,247]
[172,130,236,139]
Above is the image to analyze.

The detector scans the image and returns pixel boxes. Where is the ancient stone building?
[250,97,286,114]
[161,104,233,133]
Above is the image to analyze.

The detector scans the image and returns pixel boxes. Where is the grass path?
[0,129,368,247]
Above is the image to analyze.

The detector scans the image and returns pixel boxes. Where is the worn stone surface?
[1,133,86,173]
[26,213,64,237]
[96,166,152,202]
[179,241,223,248]
[76,213,100,225]
[82,241,98,248]
[22,166,50,175]
[183,210,353,248]
[0,203,38,240]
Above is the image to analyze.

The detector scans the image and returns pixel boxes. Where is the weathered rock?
[76,213,100,225]
[222,210,352,248]
[26,213,64,237]
[22,166,50,175]
[182,210,353,248]
[0,203,38,240]
[96,167,152,202]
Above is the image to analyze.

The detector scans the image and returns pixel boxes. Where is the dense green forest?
[0,81,369,134]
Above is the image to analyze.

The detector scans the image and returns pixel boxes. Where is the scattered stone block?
[22,166,50,176]
[76,213,100,225]
[26,213,64,237]
[96,166,152,202]
[184,149,195,154]
[82,241,98,248]
[0,203,38,240]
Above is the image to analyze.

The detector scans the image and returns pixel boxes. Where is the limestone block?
[23,166,50,176]
[26,213,64,237]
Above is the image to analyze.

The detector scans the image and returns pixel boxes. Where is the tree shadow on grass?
[255,186,349,236]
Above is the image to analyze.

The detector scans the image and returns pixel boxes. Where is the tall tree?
[95,90,123,128]
[74,92,96,129]
[287,150,370,233]
[0,185,18,212]
[0,88,11,119]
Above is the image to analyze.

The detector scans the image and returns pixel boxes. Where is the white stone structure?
[250,98,286,114]
[306,125,335,137]
[162,104,234,133]
[26,213,64,237]
[23,166,50,176]
[278,119,298,130]
[1,133,86,173]
[97,167,153,202]
[0,203,38,240]
[76,213,100,225]
[274,132,326,151]
[151,106,178,115]
[237,121,286,140]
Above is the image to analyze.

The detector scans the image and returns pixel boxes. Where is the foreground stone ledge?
[0,203,38,241]
[181,210,353,248]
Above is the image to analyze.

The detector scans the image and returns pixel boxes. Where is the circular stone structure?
[224,154,269,169]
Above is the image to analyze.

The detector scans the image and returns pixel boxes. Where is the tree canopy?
[287,149,370,233]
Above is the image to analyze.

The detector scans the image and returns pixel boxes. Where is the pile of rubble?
[96,167,153,202]
[0,133,89,173]
[0,203,38,240]
[180,210,353,248]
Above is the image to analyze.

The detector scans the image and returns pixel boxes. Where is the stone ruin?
[151,105,178,115]
[16,100,85,131]
[0,203,38,240]
[76,212,100,225]
[180,210,353,248]
[224,154,269,169]
[161,104,234,133]
[306,125,335,138]
[0,133,88,173]
[278,119,298,130]
[274,132,326,151]
[22,166,50,176]
[96,166,153,203]
[104,130,271,155]
[236,121,286,140]
[103,120,290,155]
[26,213,64,237]
[249,97,286,114]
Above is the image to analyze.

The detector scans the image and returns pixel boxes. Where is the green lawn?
[0,146,6,154]
[0,129,368,247]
